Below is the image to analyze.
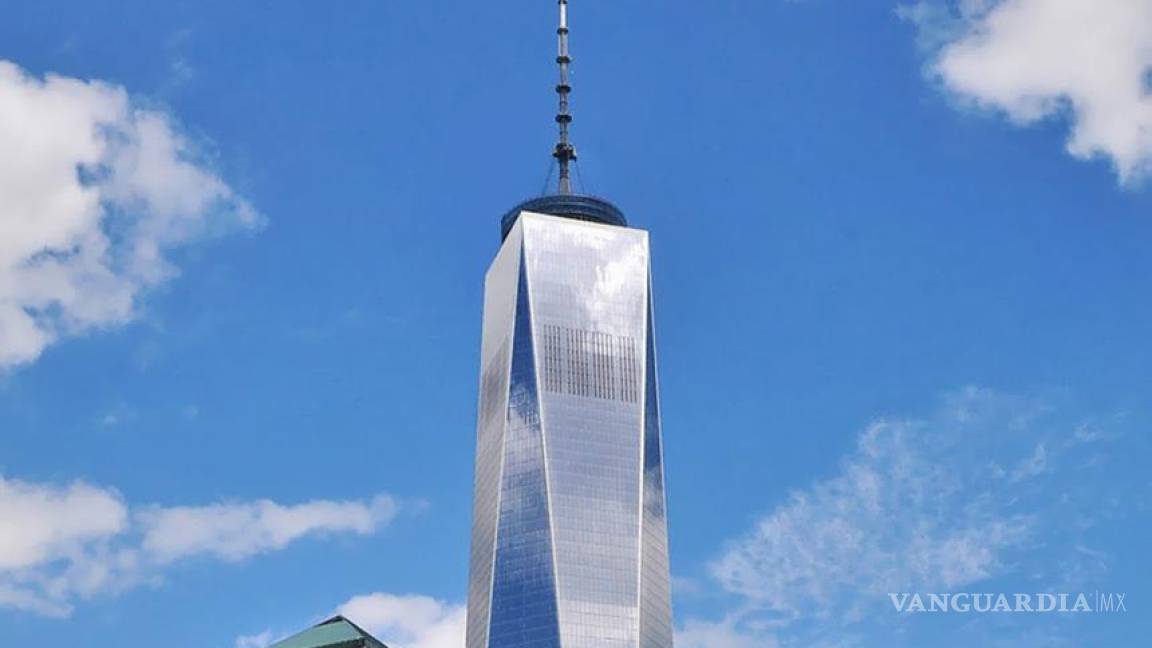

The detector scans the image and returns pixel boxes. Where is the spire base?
[501,194,628,241]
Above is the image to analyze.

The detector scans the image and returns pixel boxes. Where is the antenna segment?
[554,0,576,194]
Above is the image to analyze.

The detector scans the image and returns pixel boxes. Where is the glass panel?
[467,229,521,648]
[526,214,648,648]
[487,255,562,648]
[640,294,674,647]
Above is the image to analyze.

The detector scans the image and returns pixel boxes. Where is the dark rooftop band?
[501,194,628,241]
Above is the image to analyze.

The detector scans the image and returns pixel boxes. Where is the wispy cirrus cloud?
[675,616,778,648]
[0,59,259,369]
[0,475,398,617]
[899,0,1152,184]
[711,390,1039,617]
[682,387,1135,646]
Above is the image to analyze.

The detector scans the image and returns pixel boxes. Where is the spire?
[553,0,576,194]
[501,0,628,241]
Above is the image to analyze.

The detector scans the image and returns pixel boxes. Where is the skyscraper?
[465,3,673,647]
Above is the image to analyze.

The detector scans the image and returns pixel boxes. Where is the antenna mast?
[554,0,576,194]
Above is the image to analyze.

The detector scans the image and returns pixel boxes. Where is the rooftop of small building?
[267,616,389,648]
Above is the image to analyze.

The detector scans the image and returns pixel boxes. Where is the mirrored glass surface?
[467,214,674,648]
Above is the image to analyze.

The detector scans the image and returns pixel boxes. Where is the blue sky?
[1,1,1150,647]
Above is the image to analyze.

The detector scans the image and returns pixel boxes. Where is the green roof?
[268,616,389,648]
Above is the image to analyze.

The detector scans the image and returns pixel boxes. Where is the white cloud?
[233,593,465,648]
[0,59,258,369]
[710,392,1035,618]
[0,477,127,572]
[690,387,1126,645]
[901,0,1152,184]
[141,496,397,564]
[676,617,777,648]
[0,474,397,617]
[338,593,466,648]
[0,476,137,616]
[1009,442,1047,481]
[235,630,275,648]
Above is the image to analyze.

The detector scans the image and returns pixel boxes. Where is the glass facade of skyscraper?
[466,211,673,648]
